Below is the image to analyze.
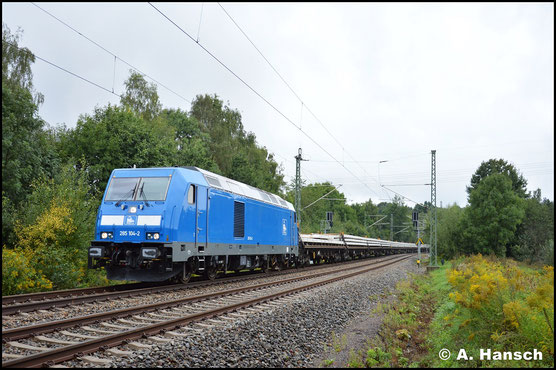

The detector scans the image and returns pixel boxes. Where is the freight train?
[88,167,425,283]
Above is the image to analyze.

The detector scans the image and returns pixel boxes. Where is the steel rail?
[2,273,271,315]
[2,255,408,342]
[2,253,410,315]
[2,255,411,368]
[2,282,157,306]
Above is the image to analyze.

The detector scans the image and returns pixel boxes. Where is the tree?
[461,174,525,256]
[190,93,244,135]
[120,70,162,121]
[160,108,220,172]
[413,202,429,216]
[2,82,47,205]
[190,94,244,175]
[58,104,176,192]
[2,23,43,105]
[9,163,105,291]
[2,24,58,247]
[352,199,380,236]
[285,182,342,234]
[230,136,284,194]
[189,94,284,193]
[373,196,416,242]
[435,204,465,259]
[467,159,528,199]
[510,189,554,263]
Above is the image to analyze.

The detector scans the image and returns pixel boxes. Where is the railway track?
[2,254,412,368]
[2,253,412,316]
[2,269,276,308]
[2,282,157,306]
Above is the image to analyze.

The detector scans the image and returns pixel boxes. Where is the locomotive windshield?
[105,177,138,201]
[137,177,171,201]
[105,176,171,201]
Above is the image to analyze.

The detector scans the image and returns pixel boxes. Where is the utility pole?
[294,148,306,224]
[430,150,438,267]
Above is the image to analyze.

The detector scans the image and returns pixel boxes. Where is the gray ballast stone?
[90,258,420,369]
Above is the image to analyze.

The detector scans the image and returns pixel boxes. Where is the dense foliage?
[429,161,554,264]
[57,104,177,191]
[2,24,57,247]
[467,158,529,198]
[462,174,526,257]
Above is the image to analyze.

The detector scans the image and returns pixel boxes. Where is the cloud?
[2,2,553,206]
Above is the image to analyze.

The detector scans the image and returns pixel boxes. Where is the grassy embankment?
[346,255,554,368]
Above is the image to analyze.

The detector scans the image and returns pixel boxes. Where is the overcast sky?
[3,2,554,207]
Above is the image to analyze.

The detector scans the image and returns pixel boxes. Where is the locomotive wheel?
[177,271,192,284]
[205,267,217,281]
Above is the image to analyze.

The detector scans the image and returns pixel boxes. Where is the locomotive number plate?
[120,230,141,237]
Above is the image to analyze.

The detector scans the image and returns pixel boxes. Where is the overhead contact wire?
[217,3,382,198]
[30,2,190,103]
[2,39,121,98]
[148,3,378,198]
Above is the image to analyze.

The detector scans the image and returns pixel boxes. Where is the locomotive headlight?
[141,247,160,259]
[100,232,113,239]
[146,232,160,240]
[129,206,137,213]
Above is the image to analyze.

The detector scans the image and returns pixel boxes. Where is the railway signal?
[326,211,334,228]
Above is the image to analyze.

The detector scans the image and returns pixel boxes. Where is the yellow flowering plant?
[2,246,53,295]
[446,254,553,357]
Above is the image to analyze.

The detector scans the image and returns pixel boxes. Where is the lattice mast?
[295,148,304,223]
[430,150,437,266]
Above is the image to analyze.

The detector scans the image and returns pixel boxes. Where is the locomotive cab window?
[187,184,196,204]
[137,177,171,201]
[105,176,171,202]
[105,177,139,201]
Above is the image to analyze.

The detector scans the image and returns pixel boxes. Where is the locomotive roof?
[185,167,295,212]
[110,167,295,212]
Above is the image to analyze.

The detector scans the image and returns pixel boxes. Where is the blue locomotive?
[88,167,298,282]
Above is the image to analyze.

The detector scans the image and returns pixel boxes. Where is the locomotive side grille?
[234,201,245,238]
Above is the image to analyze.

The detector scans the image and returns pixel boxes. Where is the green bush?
[2,246,52,295]
[5,162,107,293]
[365,347,392,367]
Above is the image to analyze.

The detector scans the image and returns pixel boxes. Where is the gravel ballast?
[2,257,393,330]
[65,256,422,368]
